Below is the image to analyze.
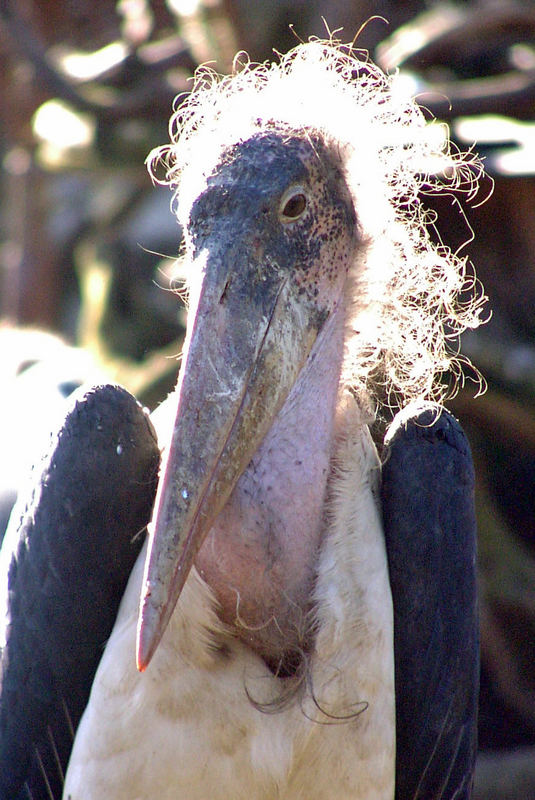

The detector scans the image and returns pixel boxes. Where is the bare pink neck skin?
[195,301,346,670]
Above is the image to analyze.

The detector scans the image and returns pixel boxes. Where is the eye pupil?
[282,193,307,219]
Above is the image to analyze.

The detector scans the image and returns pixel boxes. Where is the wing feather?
[0,385,160,800]
[381,406,479,800]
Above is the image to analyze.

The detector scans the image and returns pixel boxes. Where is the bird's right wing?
[0,385,160,800]
[381,406,479,800]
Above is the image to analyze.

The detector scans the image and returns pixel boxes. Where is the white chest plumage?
[64,403,394,800]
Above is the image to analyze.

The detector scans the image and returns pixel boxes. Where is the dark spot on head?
[58,379,82,398]
[16,359,38,375]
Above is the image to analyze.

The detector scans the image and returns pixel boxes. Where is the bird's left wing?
[0,385,160,800]
[381,406,479,800]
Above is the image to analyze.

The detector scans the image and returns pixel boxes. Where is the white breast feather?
[64,399,394,800]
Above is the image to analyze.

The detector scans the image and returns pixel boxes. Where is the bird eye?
[280,190,307,222]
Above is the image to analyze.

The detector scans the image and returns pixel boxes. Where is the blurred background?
[0,1,534,797]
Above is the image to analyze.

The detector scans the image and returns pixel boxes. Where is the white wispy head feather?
[149,38,488,408]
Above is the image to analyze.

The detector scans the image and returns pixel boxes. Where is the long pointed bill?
[136,244,326,670]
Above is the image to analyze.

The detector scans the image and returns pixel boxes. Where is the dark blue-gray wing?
[381,406,479,800]
[0,385,160,800]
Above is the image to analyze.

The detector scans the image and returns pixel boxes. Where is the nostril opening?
[219,280,230,304]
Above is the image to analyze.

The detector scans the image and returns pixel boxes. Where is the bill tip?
[136,596,160,672]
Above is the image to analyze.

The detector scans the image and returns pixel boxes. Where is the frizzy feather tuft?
[148,38,488,409]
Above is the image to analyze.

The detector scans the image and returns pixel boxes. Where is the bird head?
[136,125,358,670]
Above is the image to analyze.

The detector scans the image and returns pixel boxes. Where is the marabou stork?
[0,42,484,800]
